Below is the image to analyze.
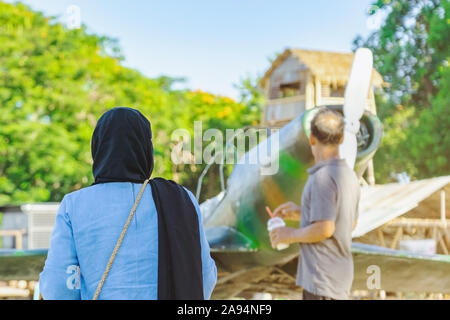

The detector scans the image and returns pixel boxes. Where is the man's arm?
[292,220,335,243]
[270,220,335,247]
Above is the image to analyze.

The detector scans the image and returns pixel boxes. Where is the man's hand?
[273,202,301,221]
[269,227,298,249]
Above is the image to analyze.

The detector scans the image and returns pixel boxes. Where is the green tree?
[353,0,450,181]
[0,1,260,205]
[234,74,265,118]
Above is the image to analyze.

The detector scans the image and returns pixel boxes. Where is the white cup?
[267,217,289,250]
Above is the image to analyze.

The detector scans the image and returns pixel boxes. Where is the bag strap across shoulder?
[92,179,150,300]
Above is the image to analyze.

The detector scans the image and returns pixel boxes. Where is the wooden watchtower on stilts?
[259,48,384,185]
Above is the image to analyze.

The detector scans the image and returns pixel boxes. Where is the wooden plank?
[377,228,386,247]
[366,159,376,185]
[0,229,25,250]
[266,95,306,105]
[0,229,26,236]
[273,267,297,282]
[387,218,450,228]
[441,190,447,228]
[390,227,403,249]
[315,78,321,106]
[437,230,449,255]
[212,267,273,299]
[0,286,30,298]
[216,268,251,285]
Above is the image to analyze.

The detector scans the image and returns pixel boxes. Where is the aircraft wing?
[211,242,450,299]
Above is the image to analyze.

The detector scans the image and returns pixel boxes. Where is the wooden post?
[441,190,447,228]
[368,87,377,114]
[315,78,321,106]
[359,177,369,186]
[377,228,386,247]
[438,231,449,255]
[432,226,437,240]
[15,232,23,250]
[262,78,270,125]
[367,159,376,185]
[391,227,403,249]
[305,72,314,110]
[0,229,25,249]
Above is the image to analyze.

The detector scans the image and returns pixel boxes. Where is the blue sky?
[11,0,377,98]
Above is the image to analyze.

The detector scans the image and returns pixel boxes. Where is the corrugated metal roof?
[352,175,450,238]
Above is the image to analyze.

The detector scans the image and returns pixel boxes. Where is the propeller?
[339,48,374,169]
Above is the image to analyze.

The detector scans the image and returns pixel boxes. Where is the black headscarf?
[91,107,204,300]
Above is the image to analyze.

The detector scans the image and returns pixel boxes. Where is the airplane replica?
[198,48,450,298]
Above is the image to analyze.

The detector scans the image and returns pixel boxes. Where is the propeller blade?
[340,130,358,169]
[343,48,373,122]
[340,48,374,168]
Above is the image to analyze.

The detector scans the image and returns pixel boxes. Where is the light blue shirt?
[39,182,217,300]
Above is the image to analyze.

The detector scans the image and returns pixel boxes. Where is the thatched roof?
[260,48,384,88]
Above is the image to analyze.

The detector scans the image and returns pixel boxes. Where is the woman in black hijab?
[39,107,217,300]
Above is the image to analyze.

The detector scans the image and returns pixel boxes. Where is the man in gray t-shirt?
[270,108,360,300]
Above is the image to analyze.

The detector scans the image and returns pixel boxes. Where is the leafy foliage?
[354,0,449,181]
[234,74,265,117]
